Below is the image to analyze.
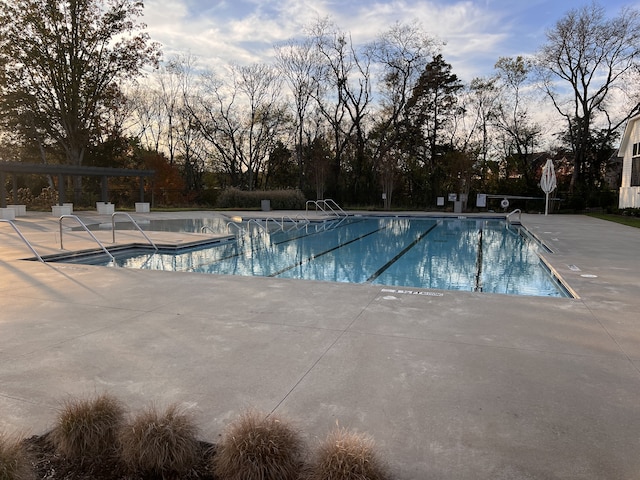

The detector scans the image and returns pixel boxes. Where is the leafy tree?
[366,22,436,209]
[264,141,297,190]
[537,2,640,193]
[0,0,161,170]
[406,54,463,199]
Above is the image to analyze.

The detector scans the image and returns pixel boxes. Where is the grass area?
[586,213,640,228]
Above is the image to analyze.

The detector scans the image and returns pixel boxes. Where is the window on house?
[632,158,640,186]
[634,143,640,156]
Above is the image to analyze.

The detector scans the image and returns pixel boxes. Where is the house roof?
[618,113,640,156]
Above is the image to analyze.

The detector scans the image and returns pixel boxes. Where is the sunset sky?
[141,0,637,81]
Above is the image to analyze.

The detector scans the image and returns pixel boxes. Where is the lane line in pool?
[474,228,483,292]
[268,226,388,277]
[182,218,367,271]
[270,218,366,246]
[365,223,439,283]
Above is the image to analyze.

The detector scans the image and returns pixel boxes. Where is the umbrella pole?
[545,192,549,216]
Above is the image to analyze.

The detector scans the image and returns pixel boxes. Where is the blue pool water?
[62,216,569,297]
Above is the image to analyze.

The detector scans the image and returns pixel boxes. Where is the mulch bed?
[23,433,217,480]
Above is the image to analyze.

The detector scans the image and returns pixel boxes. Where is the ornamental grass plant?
[305,426,389,480]
[0,431,35,480]
[212,409,304,480]
[118,403,200,477]
[50,393,125,462]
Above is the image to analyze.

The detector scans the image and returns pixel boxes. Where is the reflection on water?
[76,217,568,297]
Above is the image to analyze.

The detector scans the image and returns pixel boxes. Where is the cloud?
[140,0,629,83]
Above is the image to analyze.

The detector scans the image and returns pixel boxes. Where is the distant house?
[618,114,640,208]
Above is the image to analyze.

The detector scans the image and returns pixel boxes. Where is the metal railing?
[0,218,44,262]
[322,198,347,216]
[59,215,116,264]
[111,212,157,250]
[506,208,522,224]
[226,221,246,234]
[305,198,348,217]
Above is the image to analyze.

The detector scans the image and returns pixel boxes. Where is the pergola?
[0,162,155,208]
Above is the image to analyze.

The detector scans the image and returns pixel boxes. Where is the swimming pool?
[60,216,570,297]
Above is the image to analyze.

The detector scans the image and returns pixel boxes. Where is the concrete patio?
[1,211,639,479]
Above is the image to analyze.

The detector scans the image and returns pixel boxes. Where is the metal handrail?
[0,219,45,262]
[226,222,245,234]
[263,217,284,232]
[322,198,347,216]
[306,200,327,215]
[59,215,116,264]
[506,208,522,224]
[246,218,267,232]
[111,212,158,250]
[282,215,309,231]
[306,199,348,217]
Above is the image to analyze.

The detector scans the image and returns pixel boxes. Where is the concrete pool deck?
[1,210,639,479]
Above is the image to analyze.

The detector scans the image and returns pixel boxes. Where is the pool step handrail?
[506,208,522,224]
[59,215,116,264]
[246,218,267,232]
[306,199,348,217]
[226,221,246,234]
[111,212,158,250]
[292,214,311,228]
[306,199,333,216]
[263,217,284,232]
[261,216,310,233]
[321,198,347,216]
[283,215,310,231]
[0,218,45,262]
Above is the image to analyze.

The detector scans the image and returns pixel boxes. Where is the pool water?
[64,216,569,297]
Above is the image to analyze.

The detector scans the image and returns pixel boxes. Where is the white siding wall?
[619,119,640,208]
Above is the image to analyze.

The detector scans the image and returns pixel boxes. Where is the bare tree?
[187,64,286,190]
[126,83,165,153]
[186,72,243,186]
[275,38,320,189]
[462,77,500,190]
[537,2,640,191]
[493,56,542,190]
[308,18,372,201]
[234,63,286,190]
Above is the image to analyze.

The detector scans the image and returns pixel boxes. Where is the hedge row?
[216,188,307,210]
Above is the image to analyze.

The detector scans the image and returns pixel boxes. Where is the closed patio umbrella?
[540,159,557,215]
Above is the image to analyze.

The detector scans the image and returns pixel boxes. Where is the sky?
[141,0,640,83]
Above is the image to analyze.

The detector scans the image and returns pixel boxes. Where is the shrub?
[32,186,59,208]
[118,403,199,476]
[216,187,307,210]
[306,427,389,480]
[50,393,125,462]
[0,431,34,480]
[213,409,304,480]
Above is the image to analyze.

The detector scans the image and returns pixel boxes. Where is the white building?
[618,114,640,208]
